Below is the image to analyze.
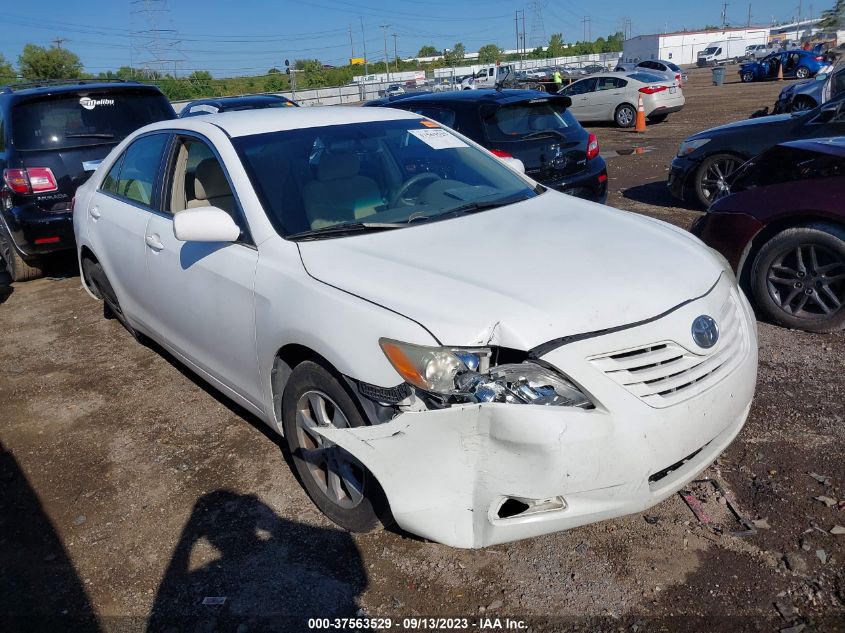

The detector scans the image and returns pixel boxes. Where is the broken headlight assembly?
[379,339,593,409]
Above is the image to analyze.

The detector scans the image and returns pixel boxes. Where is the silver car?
[559,71,685,127]
[635,59,688,84]
[775,59,844,113]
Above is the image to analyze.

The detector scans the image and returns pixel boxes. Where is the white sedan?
[73,107,757,548]
[559,71,686,127]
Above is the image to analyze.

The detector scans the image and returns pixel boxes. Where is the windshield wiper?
[287,222,404,241]
[522,129,568,141]
[441,194,533,217]
[64,133,116,139]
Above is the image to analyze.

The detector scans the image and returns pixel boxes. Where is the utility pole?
[582,16,591,42]
[522,11,526,58]
[392,33,398,65]
[380,24,391,81]
[348,25,355,60]
[360,17,369,76]
[721,3,729,28]
[796,0,802,41]
[747,3,752,27]
[52,36,69,49]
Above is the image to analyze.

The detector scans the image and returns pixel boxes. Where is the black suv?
[365,89,608,203]
[0,81,176,280]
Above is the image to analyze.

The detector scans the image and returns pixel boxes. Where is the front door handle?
[89,206,101,219]
[145,234,164,251]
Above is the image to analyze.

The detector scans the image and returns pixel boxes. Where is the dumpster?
[712,66,726,86]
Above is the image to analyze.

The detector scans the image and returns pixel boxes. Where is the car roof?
[380,88,565,105]
[781,136,845,157]
[0,81,164,102]
[186,94,291,108]
[141,105,423,138]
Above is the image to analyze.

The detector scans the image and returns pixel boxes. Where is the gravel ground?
[1,67,843,633]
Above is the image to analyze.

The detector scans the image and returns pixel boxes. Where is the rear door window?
[100,133,169,207]
[732,145,844,190]
[483,100,578,143]
[11,91,173,150]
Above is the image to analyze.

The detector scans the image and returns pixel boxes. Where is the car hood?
[297,193,723,349]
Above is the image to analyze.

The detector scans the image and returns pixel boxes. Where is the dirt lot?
[1,68,844,633]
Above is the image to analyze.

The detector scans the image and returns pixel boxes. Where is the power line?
[380,24,391,80]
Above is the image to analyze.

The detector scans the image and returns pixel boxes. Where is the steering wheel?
[390,172,441,207]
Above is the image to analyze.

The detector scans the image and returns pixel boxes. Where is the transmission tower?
[130,0,184,78]
[529,0,547,49]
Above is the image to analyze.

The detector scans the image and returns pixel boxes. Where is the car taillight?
[490,149,513,158]
[639,85,668,94]
[815,56,825,61]
[2,167,58,194]
[586,133,600,161]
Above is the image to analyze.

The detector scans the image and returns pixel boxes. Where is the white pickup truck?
[461,63,516,89]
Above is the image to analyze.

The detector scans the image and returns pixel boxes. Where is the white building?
[622,27,770,66]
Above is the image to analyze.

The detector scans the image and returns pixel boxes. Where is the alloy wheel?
[294,390,365,509]
[766,243,845,319]
[699,156,741,203]
[791,98,815,112]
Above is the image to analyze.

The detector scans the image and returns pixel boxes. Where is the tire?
[648,113,668,124]
[693,153,744,209]
[750,224,845,333]
[282,360,392,533]
[795,66,810,79]
[82,257,139,338]
[0,226,44,282]
[791,96,816,112]
[614,103,636,128]
[741,71,755,83]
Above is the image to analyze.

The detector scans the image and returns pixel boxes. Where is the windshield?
[233,119,537,238]
[11,91,173,150]
[482,100,577,143]
[701,47,718,56]
[626,72,667,83]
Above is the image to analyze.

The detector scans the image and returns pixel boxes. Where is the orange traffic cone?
[777,63,784,81]
[635,93,647,133]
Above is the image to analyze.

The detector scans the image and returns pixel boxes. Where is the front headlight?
[677,138,711,157]
[380,339,593,408]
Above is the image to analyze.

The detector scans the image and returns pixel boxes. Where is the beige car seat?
[188,158,236,217]
[302,153,383,228]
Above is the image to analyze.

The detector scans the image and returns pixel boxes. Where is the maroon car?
[692,137,845,333]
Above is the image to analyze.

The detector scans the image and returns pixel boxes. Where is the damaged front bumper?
[317,277,758,548]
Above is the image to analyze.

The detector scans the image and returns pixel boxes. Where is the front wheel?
[282,360,391,533]
[791,96,817,112]
[614,103,636,128]
[693,153,743,208]
[795,66,810,79]
[750,225,845,332]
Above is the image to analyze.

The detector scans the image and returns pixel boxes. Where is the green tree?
[547,33,566,58]
[820,0,845,28]
[477,44,503,63]
[0,54,15,83]
[265,72,286,92]
[443,42,466,66]
[268,66,281,74]
[18,44,82,80]
[417,45,439,57]
[187,70,213,96]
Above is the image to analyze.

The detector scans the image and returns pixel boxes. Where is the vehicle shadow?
[0,270,12,304]
[0,442,101,633]
[622,181,701,212]
[146,490,369,633]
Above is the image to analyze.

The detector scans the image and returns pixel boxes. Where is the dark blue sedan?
[739,50,830,83]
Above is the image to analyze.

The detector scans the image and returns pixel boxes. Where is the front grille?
[589,292,748,408]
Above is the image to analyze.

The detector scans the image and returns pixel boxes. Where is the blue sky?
[2,0,822,77]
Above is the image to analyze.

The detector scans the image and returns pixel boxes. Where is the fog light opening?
[496,495,567,520]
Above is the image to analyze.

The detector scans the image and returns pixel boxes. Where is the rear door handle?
[145,234,164,251]
[89,206,101,220]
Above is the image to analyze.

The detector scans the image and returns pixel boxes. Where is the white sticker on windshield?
[408,128,468,150]
[79,97,115,110]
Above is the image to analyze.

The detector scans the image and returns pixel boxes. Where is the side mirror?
[501,156,526,174]
[173,206,241,242]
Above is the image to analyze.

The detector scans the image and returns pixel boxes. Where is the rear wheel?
[750,224,845,332]
[81,257,139,338]
[795,66,810,79]
[741,70,755,82]
[282,360,391,533]
[0,227,44,282]
[693,153,743,208]
[614,103,636,128]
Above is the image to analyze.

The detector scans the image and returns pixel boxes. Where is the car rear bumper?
[542,157,608,204]
[317,277,758,548]
[0,205,75,257]
[648,104,684,117]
